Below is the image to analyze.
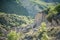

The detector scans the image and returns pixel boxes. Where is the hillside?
[0,0,60,17]
[0,12,60,40]
[0,0,60,40]
[0,12,34,30]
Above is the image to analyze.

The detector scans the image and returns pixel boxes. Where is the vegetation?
[55,4,60,12]
[0,13,34,40]
[40,22,49,40]
[0,0,60,40]
[0,12,34,28]
[46,4,60,26]
[7,30,23,40]
[30,0,57,10]
[0,12,60,40]
[38,22,49,40]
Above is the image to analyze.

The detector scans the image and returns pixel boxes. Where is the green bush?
[38,22,47,32]
[41,22,47,31]
[38,22,49,40]
[41,32,49,40]
[41,22,49,40]
[7,30,20,40]
[55,4,60,12]
[46,4,60,23]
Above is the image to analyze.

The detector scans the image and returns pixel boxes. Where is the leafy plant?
[41,32,49,40]
[38,22,49,40]
[7,30,20,40]
[41,22,49,40]
[55,4,60,12]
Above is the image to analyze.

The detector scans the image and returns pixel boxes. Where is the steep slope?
[0,0,29,16]
[17,0,60,16]
[0,13,34,30]
[0,0,60,17]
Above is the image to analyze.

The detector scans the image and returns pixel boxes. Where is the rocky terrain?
[0,12,60,40]
[0,0,60,40]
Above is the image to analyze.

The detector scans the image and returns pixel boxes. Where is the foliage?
[0,13,34,40]
[55,4,60,12]
[41,22,47,31]
[41,22,49,40]
[0,29,3,36]
[30,0,56,10]
[0,13,34,28]
[38,22,49,40]
[38,22,47,32]
[7,30,21,40]
[46,4,60,23]
[41,32,49,40]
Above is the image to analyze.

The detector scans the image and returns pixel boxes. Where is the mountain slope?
[0,0,60,17]
[0,0,29,16]
[0,12,34,30]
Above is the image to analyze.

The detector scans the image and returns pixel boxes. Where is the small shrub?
[41,32,49,40]
[7,30,20,40]
[41,22,49,40]
[38,22,49,40]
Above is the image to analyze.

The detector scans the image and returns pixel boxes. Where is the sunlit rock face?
[0,0,60,17]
